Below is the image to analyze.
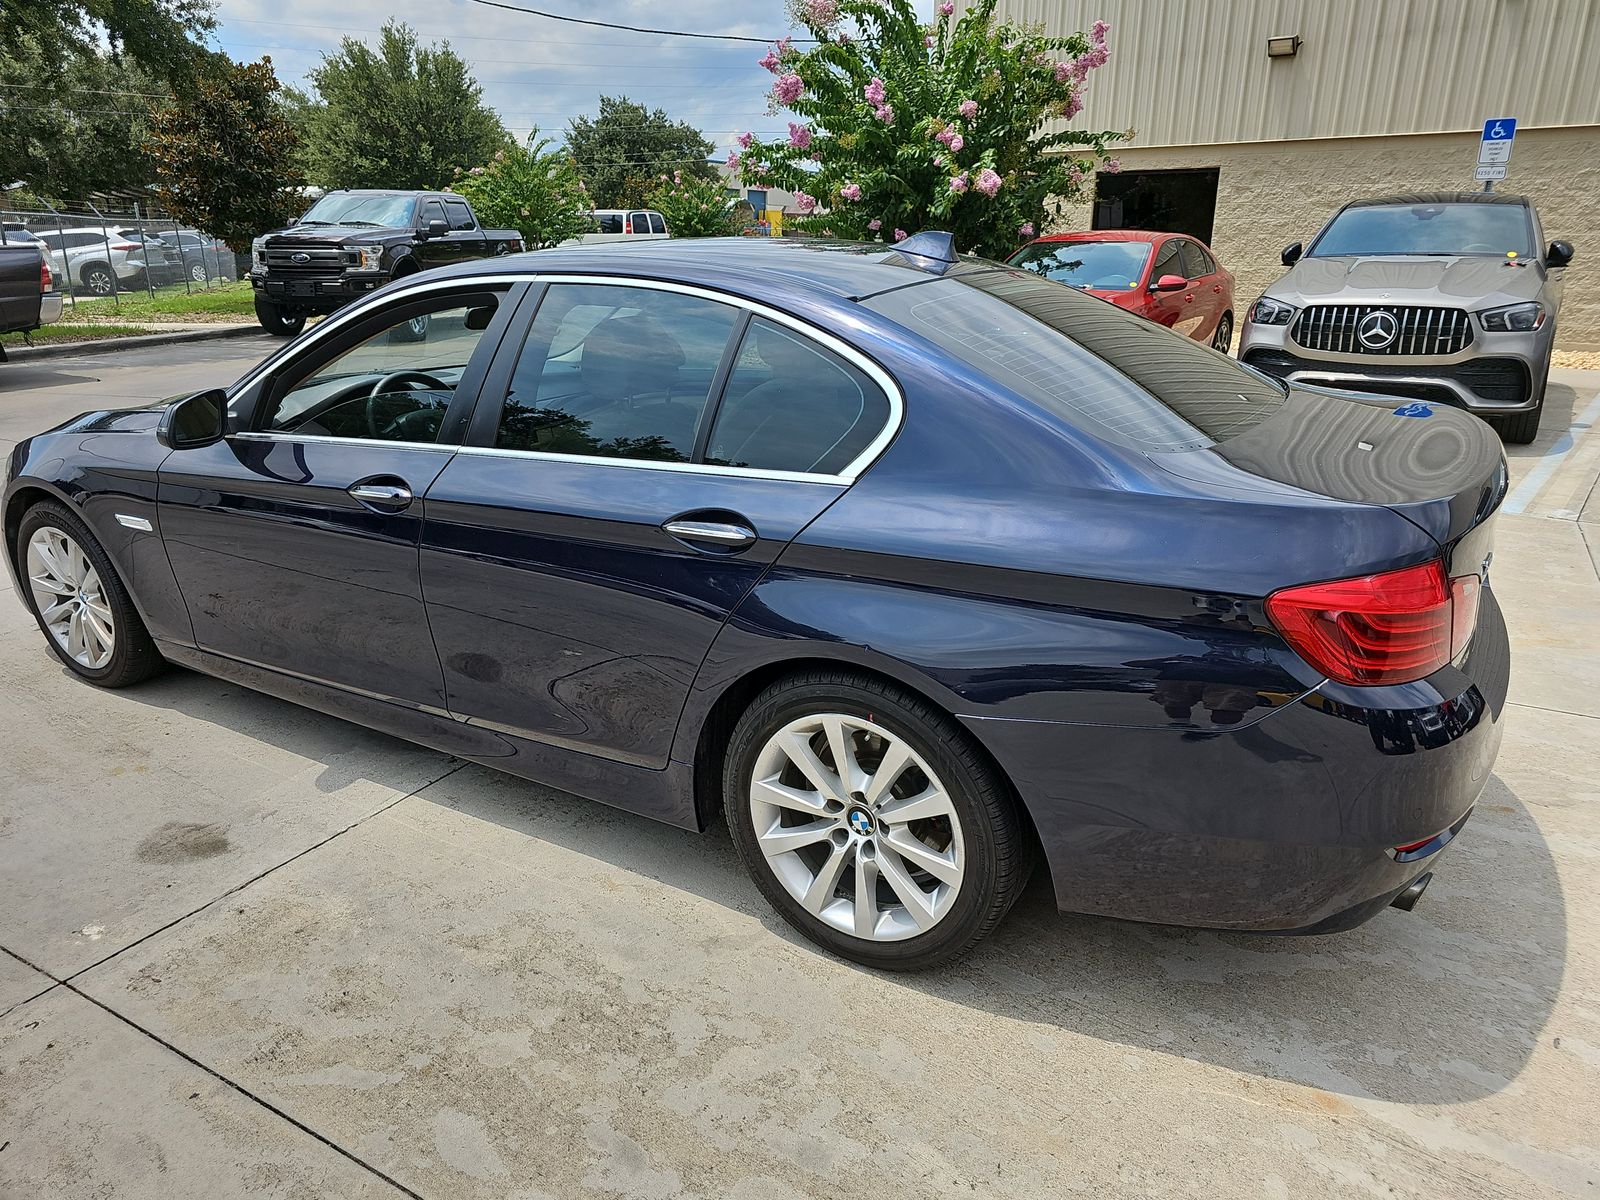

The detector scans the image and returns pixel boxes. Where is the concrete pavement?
[1,341,1598,1198]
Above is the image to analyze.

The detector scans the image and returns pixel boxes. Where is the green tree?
[0,40,164,199]
[147,57,304,251]
[2,0,215,86]
[736,0,1123,257]
[300,21,509,191]
[646,171,738,238]
[452,132,593,249]
[565,97,714,208]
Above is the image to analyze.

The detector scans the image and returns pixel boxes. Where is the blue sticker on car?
[1392,402,1433,418]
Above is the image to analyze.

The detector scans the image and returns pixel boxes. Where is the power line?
[217,15,763,50]
[464,0,815,45]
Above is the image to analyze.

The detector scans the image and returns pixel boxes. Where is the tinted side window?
[627,212,650,234]
[495,283,739,463]
[1178,240,1211,279]
[1150,241,1182,281]
[597,214,623,234]
[707,318,889,475]
[420,200,448,228]
[445,200,475,231]
[648,213,667,234]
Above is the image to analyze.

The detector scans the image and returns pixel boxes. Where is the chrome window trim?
[231,431,459,453]
[227,269,905,484]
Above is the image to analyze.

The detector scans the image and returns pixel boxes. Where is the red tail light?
[111,242,141,251]
[1266,560,1480,686]
[40,260,51,292]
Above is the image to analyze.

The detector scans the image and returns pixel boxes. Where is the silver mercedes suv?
[1238,192,1572,443]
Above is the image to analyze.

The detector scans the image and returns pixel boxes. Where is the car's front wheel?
[254,296,306,338]
[726,671,1031,970]
[80,263,115,295]
[16,501,164,688]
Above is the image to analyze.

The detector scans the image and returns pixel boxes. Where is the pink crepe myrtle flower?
[738,132,755,150]
[840,183,862,201]
[1053,60,1072,83]
[774,73,805,104]
[1019,221,1035,237]
[894,228,908,241]
[1104,158,1122,173]
[949,173,968,192]
[1092,19,1110,45]
[940,0,954,13]
[758,48,780,72]
[725,152,741,172]
[958,98,978,120]
[925,34,935,48]
[794,191,818,213]
[1060,93,1083,119]
[935,126,955,146]
[868,217,882,230]
[975,168,1003,196]
[932,154,945,167]
[948,134,964,153]
[874,104,895,124]
[788,122,813,149]
[804,0,838,23]
[673,170,682,183]
[863,77,886,107]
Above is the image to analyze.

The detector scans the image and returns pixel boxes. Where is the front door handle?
[663,518,758,550]
[348,482,413,510]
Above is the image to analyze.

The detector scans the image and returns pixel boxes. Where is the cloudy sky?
[208,0,935,159]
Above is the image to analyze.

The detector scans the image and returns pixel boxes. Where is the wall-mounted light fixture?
[1266,34,1302,58]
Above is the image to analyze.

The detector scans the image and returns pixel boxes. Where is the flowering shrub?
[645,170,739,238]
[739,0,1122,256]
[452,130,593,249]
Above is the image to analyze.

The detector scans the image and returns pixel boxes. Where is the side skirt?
[156,641,700,830]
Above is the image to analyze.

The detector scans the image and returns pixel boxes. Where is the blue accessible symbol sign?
[1392,402,1433,418]
[1476,118,1516,182]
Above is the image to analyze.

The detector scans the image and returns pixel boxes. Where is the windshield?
[1006,240,1152,291]
[1309,203,1534,258]
[298,193,417,229]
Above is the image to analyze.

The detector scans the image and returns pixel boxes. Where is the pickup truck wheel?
[389,312,430,343]
[81,264,115,296]
[1487,405,1542,445]
[254,296,306,338]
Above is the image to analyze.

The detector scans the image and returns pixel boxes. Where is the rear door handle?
[348,482,413,510]
[663,519,758,550]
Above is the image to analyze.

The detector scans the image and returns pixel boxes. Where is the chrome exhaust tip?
[1391,872,1433,912]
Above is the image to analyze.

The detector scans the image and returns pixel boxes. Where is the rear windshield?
[864,264,1286,452]
[1006,240,1151,291]
[1309,202,1534,258]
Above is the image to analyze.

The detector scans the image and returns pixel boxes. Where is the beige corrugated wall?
[960,0,1600,346]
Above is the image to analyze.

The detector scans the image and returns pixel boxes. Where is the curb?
[4,323,267,362]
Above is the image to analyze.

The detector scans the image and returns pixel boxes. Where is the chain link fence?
[0,199,248,311]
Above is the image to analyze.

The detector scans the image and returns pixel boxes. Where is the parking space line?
[1504,389,1600,515]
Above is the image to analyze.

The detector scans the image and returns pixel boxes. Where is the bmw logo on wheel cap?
[847,808,874,836]
[1357,309,1400,350]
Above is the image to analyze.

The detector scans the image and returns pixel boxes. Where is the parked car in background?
[0,242,62,359]
[165,231,237,283]
[1238,192,1571,443]
[574,209,671,244]
[249,189,523,336]
[1007,229,1236,351]
[105,228,185,287]
[33,228,150,296]
[1,225,48,251]
[4,233,1508,969]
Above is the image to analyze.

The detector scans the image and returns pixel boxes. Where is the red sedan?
[1006,230,1236,352]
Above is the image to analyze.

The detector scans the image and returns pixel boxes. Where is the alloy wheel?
[748,713,965,941]
[25,527,115,669]
[1212,314,1233,353]
[84,267,114,295]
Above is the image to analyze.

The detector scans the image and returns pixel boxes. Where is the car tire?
[390,312,430,343]
[725,670,1032,970]
[15,500,165,689]
[1488,405,1543,444]
[254,296,306,338]
[189,263,207,283]
[80,263,115,296]
[1211,312,1234,354]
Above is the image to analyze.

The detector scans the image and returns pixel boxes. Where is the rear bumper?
[39,292,63,325]
[963,587,1510,933]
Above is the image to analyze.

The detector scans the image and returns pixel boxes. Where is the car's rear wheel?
[254,296,306,338]
[188,262,207,283]
[725,671,1031,970]
[16,501,164,688]
[80,263,115,296]
[1487,404,1543,444]
[1211,311,1234,354]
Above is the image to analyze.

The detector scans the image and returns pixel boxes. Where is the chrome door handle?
[348,483,413,508]
[663,519,757,549]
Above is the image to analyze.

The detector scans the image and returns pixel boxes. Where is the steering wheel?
[366,370,449,437]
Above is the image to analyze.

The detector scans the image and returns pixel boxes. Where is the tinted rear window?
[864,265,1285,452]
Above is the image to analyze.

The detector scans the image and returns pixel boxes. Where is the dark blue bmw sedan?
[3,234,1508,969]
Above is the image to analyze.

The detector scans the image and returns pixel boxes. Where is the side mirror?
[1281,242,1303,267]
[1547,240,1574,268]
[157,388,227,450]
[1152,274,1187,292]
[423,219,449,240]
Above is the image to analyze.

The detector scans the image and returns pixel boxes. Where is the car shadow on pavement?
[116,667,1564,1110]
[1504,377,1580,465]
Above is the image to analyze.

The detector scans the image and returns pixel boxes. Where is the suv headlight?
[1478,301,1544,332]
[1249,295,1297,326]
[343,244,384,270]
[251,238,266,267]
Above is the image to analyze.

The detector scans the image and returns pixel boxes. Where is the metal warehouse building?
[962,0,1600,348]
